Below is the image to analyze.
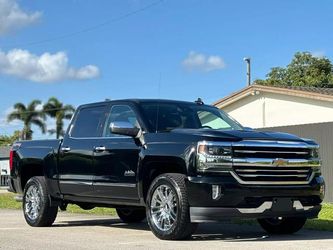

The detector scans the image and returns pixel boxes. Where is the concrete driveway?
[0,209,333,250]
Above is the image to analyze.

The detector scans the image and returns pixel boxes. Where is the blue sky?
[1,0,333,138]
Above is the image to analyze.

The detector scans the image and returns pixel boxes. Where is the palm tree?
[7,100,46,140]
[43,97,75,139]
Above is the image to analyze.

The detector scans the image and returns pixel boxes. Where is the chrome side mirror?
[110,121,140,137]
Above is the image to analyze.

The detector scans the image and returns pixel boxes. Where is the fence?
[0,158,9,187]
[0,175,9,187]
[261,121,333,202]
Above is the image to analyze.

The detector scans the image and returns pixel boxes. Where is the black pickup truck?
[8,99,324,240]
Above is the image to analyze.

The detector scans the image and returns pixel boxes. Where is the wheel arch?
[18,147,58,194]
[138,156,188,203]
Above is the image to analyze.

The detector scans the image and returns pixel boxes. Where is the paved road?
[1,209,333,250]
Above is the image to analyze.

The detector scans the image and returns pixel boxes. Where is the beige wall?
[223,92,333,128]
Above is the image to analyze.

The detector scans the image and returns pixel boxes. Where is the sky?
[1,0,333,138]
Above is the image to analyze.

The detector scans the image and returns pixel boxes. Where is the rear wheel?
[116,207,146,223]
[258,217,307,234]
[23,176,58,227]
[146,173,195,240]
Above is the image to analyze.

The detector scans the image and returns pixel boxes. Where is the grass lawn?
[0,192,116,216]
[1,192,332,231]
[305,203,333,231]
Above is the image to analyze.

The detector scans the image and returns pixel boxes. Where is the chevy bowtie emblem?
[272,158,288,167]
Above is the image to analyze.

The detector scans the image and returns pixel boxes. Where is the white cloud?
[0,49,100,83]
[0,0,42,35]
[182,51,226,72]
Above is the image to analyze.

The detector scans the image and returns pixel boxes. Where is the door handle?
[61,146,71,153]
[94,146,106,152]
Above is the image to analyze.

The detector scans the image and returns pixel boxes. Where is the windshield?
[140,102,243,132]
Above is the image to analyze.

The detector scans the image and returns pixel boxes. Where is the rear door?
[58,104,108,197]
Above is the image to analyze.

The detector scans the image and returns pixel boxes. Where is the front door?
[93,104,141,200]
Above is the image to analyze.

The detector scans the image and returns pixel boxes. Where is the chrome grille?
[230,140,320,185]
[233,166,312,184]
[233,147,311,159]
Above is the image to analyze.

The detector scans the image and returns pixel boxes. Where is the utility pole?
[243,57,251,86]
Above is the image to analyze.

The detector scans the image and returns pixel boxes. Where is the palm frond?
[13,103,27,112]
[28,100,42,111]
[31,118,46,134]
[7,112,22,122]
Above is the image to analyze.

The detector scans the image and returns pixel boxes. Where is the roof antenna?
[155,73,162,133]
[195,97,204,105]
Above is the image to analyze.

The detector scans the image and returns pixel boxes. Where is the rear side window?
[71,105,107,138]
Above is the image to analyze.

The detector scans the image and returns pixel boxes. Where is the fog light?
[212,185,222,200]
[320,184,325,199]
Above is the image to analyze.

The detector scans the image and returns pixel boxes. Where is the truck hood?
[170,128,304,142]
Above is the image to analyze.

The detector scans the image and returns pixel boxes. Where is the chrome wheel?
[24,184,41,221]
[150,184,177,231]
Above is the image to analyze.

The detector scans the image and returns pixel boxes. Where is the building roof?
[0,146,10,158]
[213,84,333,108]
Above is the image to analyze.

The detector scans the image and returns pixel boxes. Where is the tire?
[258,217,307,234]
[23,176,58,227]
[146,173,195,240]
[116,207,146,223]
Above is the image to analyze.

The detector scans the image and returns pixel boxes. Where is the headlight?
[197,141,233,172]
[310,147,320,159]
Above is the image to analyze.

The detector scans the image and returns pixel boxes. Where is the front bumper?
[190,202,321,222]
[187,174,324,222]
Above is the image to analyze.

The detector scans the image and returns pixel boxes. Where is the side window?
[104,105,139,137]
[71,105,107,138]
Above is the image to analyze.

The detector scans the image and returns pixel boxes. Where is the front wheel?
[146,173,195,240]
[258,217,307,234]
[23,176,58,227]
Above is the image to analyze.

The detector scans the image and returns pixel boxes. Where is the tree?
[254,52,333,88]
[43,97,75,139]
[0,131,21,146]
[7,100,46,140]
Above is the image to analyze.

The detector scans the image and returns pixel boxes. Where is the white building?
[214,84,333,129]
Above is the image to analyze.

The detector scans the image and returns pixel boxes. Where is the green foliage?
[254,52,333,88]
[0,131,21,146]
[43,97,75,139]
[7,100,46,140]
[0,193,22,209]
[305,203,333,231]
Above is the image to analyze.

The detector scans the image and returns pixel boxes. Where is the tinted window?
[140,102,243,132]
[104,105,139,137]
[71,105,107,138]
[198,111,232,129]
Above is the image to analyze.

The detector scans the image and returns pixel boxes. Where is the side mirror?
[110,121,140,137]
[243,127,253,131]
